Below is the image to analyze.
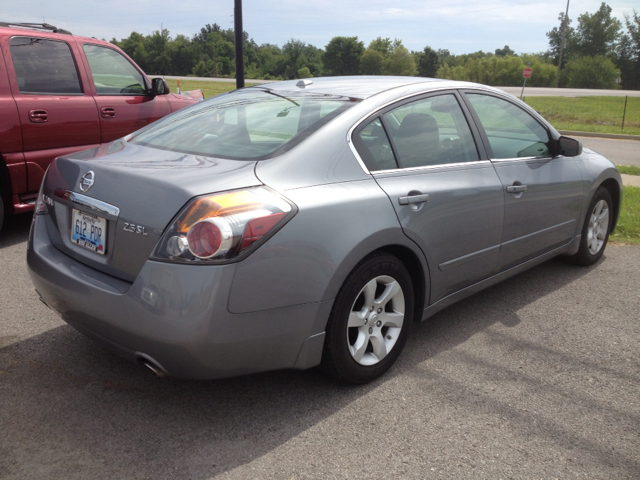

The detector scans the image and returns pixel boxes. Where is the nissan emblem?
[79,171,95,192]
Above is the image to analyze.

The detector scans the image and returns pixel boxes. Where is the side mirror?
[557,136,582,157]
[150,78,169,96]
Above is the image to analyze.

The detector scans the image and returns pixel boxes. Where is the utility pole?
[555,0,570,88]
[234,0,245,89]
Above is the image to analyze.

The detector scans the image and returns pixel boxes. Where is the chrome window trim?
[64,191,120,217]
[370,160,493,176]
[347,86,496,175]
[490,155,554,163]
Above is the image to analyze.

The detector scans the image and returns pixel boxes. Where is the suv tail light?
[151,186,296,264]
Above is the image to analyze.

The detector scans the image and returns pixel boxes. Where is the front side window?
[83,44,145,95]
[9,37,82,95]
[382,94,480,169]
[129,89,356,160]
[466,93,551,159]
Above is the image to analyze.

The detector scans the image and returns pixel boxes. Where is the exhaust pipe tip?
[135,353,168,378]
[142,361,167,378]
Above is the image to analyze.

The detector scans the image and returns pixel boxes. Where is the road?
[578,136,640,167]
[1,200,639,478]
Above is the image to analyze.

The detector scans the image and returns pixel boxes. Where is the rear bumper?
[27,214,330,379]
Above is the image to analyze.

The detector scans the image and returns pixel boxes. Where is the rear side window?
[383,94,479,168]
[353,93,479,171]
[83,45,146,95]
[353,118,397,171]
[9,37,82,95]
[130,89,356,160]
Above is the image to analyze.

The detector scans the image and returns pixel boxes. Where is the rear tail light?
[151,186,296,264]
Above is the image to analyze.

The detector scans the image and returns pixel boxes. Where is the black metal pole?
[234,0,245,89]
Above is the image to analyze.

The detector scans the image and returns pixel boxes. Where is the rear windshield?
[129,89,357,160]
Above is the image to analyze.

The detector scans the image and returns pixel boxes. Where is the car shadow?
[0,212,33,249]
[1,254,637,479]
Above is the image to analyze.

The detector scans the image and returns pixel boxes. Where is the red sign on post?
[523,67,532,78]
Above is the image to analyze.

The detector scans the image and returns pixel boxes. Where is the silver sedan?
[27,76,622,384]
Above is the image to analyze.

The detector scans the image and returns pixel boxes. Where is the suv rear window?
[9,37,82,95]
[129,89,356,160]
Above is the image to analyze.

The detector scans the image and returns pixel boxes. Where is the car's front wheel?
[569,186,613,266]
[321,252,414,384]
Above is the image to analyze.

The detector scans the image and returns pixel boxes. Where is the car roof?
[0,23,113,47]
[254,76,490,100]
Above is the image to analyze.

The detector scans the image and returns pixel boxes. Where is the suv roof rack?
[0,22,72,35]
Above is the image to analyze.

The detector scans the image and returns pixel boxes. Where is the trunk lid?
[43,141,260,282]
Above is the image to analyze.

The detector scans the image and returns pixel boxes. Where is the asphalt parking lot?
[1,195,639,479]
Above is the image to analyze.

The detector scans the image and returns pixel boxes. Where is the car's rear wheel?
[569,187,613,266]
[321,252,413,384]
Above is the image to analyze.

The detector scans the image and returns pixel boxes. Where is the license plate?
[71,209,107,255]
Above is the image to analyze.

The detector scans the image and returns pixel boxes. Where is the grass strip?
[616,165,640,176]
[611,185,640,245]
[159,79,237,99]
[524,96,640,136]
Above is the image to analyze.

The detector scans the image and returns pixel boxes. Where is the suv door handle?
[398,194,429,205]
[506,185,527,193]
[101,107,116,118]
[29,110,48,123]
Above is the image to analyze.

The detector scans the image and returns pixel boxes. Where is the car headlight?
[151,186,296,264]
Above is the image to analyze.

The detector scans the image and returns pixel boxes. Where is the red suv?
[0,23,197,231]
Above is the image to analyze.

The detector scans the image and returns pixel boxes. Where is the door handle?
[29,109,48,123]
[101,107,116,118]
[506,185,527,193]
[398,194,429,205]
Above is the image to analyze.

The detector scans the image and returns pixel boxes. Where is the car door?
[461,91,583,271]
[80,43,172,143]
[352,92,504,304]
[6,35,101,192]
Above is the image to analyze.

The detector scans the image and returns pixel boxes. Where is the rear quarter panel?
[227,179,427,322]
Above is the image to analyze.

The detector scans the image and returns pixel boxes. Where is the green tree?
[282,39,308,79]
[495,45,516,56]
[166,34,198,76]
[369,37,392,56]
[573,3,622,58]
[360,48,385,74]
[616,10,640,89]
[561,55,618,88]
[436,55,556,87]
[323,36,364,75]
[384,39,416,76]
[415,46,441,77]
[298,66,312,78]
[113,32,149,71]
[546,12,575,66]
[146,29,172,75]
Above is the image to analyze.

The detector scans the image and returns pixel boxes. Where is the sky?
[5,0,638,55]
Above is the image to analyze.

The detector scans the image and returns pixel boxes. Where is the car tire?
[569,186,613,266]
[321,252,414,384]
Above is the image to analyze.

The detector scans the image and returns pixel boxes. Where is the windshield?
[129,89,357,160]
